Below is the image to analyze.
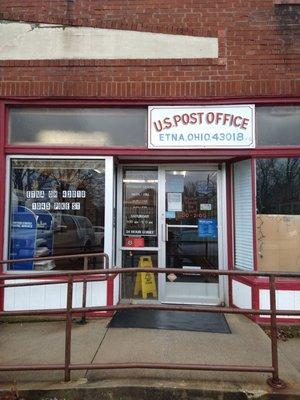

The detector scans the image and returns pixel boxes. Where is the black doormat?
[108,309,231,333]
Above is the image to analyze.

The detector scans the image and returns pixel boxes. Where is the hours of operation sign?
[148,105,255,149]
[123,182,157,236]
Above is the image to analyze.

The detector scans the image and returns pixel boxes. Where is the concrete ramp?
[0,315,300,398]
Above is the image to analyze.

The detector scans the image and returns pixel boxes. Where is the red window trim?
[2,95,300,106]
[3,145,300,159]
[2,96,300,158]
[274,0,300,4]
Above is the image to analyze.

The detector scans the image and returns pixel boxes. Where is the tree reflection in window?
[9,159,105,271]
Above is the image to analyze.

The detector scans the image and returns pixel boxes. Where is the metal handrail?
[2,266,300,280]
[1,256,300,389]
[0,251,109,269]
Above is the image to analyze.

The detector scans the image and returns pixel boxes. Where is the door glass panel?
[166,226,218,283]
[165,170,219,301]
[122,168,158,247]
[121,168,158,301]
[121,250,158,300]
[165,170,218,226]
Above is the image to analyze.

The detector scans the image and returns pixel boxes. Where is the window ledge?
[274,0,300,4]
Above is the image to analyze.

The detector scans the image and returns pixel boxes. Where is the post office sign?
[148,105,255,149]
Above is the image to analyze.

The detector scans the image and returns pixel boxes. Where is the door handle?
[162,224,169,241]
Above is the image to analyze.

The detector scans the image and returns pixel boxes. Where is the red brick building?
[0,1,299,321]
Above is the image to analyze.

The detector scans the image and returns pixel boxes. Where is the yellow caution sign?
[134,256,157,299]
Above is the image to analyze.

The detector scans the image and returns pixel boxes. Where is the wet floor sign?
[134,256,157,299]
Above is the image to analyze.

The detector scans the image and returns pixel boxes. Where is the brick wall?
[0,0,299,98]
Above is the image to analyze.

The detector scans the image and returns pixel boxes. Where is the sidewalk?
[0,314,300,399]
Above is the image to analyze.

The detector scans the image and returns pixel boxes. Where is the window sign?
[124,237,145,247]
[148,105,255,149]
[200,203,212,211]
[165,211,176,219]
[198,218,218,238]
[167,192,182,212]
[10,206,37,270]
[123,170,158,239]
[27,189,85,211]
[196,180,215,195]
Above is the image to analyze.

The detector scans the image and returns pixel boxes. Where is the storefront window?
[256,158,300,272]
[8,159,105,271]
[256,106,300,146]
[9,108,147,147]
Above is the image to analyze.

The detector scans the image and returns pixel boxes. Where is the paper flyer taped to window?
[167,192,182,212]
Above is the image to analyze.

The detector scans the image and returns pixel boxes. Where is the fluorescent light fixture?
[123,179,158,183]
[172,171,186,177]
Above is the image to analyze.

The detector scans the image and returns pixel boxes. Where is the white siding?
[232,280,252,309]
[113,274,120,306]
[234,160,254,270]
[259,289,300,319]
[4,279,107,311]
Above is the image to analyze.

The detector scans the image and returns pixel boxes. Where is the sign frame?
[148,104,255,149]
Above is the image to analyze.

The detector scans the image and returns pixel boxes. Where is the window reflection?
[9,159,105,271]
[256,107,300,146]
[9,108,147,147]
[165,170,218,283]
[256,158,300,272]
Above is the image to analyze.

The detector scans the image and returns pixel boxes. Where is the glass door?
[118,167,159,302]
[159,167,223,305]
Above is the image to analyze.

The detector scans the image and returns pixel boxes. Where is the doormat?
[108,309,231,333]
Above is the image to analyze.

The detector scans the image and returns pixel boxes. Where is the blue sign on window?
[198,218,218,238]
[196,180,214,195]
[10,206,37,270]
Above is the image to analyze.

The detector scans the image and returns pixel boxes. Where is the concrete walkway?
[0,315,300,398]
